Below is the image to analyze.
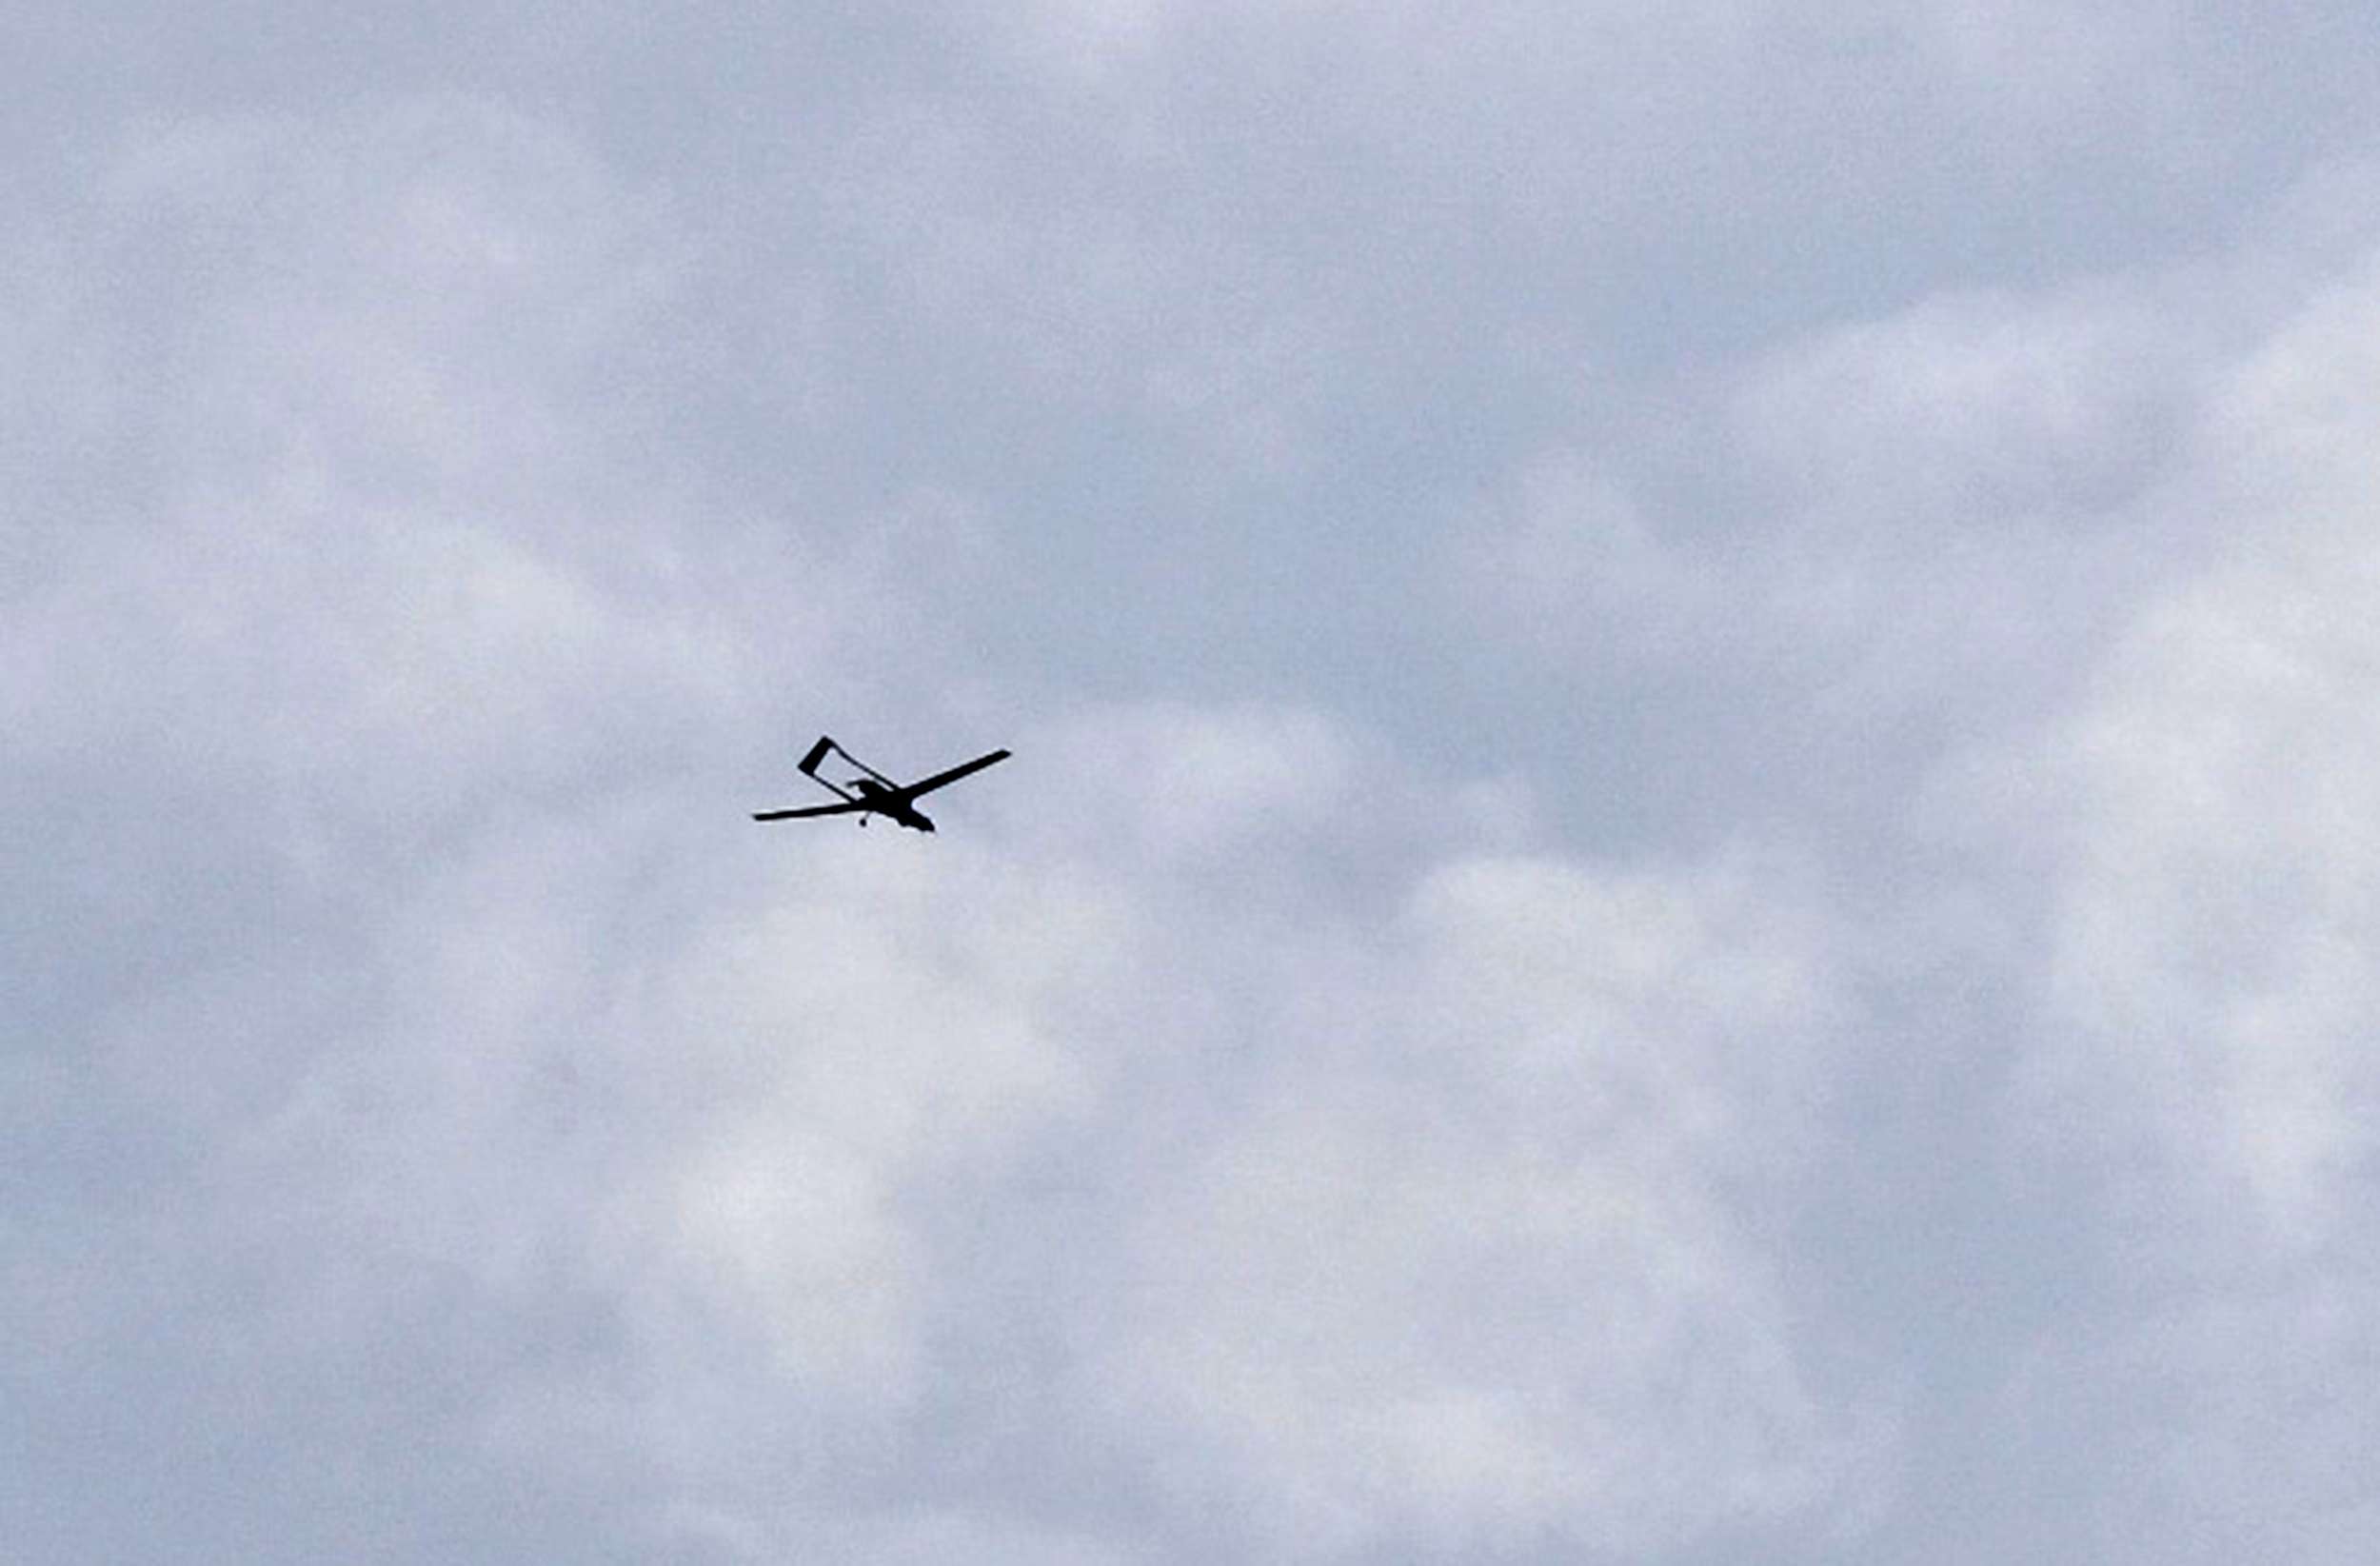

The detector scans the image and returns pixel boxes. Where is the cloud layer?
[11,9,2380,1563]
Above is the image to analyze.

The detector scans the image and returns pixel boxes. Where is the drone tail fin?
[798,735,837,778]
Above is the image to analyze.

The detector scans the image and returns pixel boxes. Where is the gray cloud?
[12,9,2380,1564]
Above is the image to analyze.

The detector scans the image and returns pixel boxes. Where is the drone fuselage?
[852,777,936,831]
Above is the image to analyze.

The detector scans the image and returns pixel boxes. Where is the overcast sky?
[10,4,2380,1561]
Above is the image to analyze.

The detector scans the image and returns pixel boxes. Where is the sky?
[8,3,2380,1561]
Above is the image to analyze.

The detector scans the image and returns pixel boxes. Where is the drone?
[752,735,1009,833]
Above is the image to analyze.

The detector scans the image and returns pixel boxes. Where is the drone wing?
[900,748,1011,801]
[751,800,870,823]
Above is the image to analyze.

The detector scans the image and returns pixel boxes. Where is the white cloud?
[1450,454,1716,667]
[1442,158,2380,1560]
[1093,847,1878,1556]
[1915,213,2380,1563]
[0,96,1008,1555]
[2031,242,2380,1260]
[1011,703,1361,862]
[610,838,1124,1404]
[0,102,953,851]
[1733,283,2198,523]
